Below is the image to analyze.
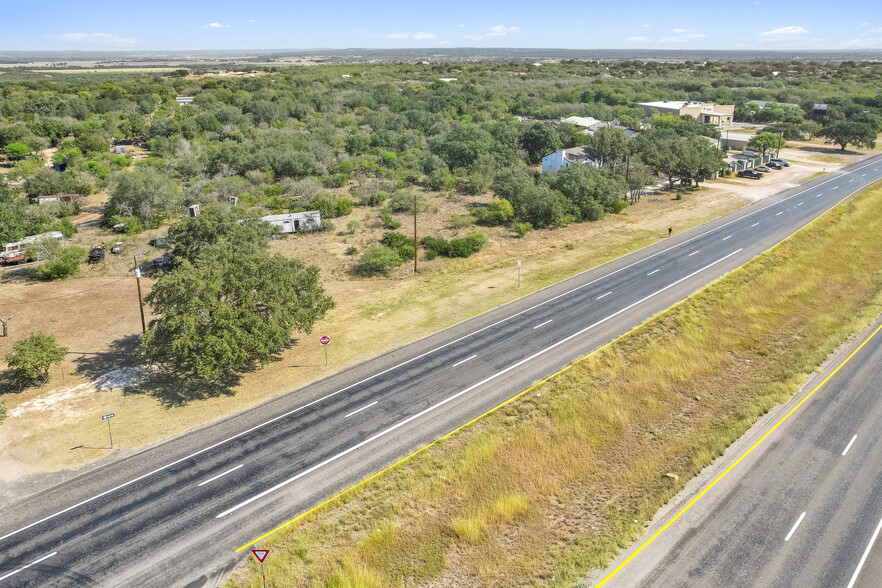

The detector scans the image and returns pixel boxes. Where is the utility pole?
[133,253,147,334]
[413,192,418,274]
[0,315,11,338]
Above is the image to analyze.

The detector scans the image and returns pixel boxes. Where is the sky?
[4,0,882,51]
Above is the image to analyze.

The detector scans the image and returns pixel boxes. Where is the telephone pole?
[133,253,147,333]
[413,192,418,273]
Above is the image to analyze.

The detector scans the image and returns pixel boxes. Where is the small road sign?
[251,549,269,563]
[102,413,115,420]
[320,335,330,345]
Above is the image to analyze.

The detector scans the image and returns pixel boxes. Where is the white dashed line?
[751,223,760,227]
[344,401,378,419]
[646,269,660,276]
[452,354,477,368]
[797,202,804,206]
[722,235,732,241]
[198,464,244,487]
[785,512,806,542]
[0,552,58,582]
[596,291,613,300]
[842,435,857,456]
[688,251,700,256]
[533,319,553,329]
[846,516,882,588]
[776,211,784,216]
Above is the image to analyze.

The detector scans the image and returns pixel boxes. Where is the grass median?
[226,186,882,587]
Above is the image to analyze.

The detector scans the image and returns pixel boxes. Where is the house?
[560,116,605,133]
[719,132,754,151]
[438,77,458,82]
[637,100,735,127]
[30,194,80,205]
[175,96,194,105]
[260,211,322,233]
[748,100,800,110]
[541,146,601,174]
[813,104,828,117]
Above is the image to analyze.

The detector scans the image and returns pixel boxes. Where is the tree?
[0,179,31,243]
[589,126,631,170]
[38,247,86,280]
[73,132,108,155]
[429,123,496,170]
[358,245,403,275]
[142,243,334,380]
[520,123,561,164]
[624,158,656,202]
[748,132,787,156]
[637,129,682,189]
[169,204,273,263]
[550,164,625,220]
[4,142,31,162]
[5,331,68,388]
[818,121,878,152]
[103,167,182,227]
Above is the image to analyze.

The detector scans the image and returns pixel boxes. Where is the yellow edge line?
[237,179,877,554]
[595,319,882,587]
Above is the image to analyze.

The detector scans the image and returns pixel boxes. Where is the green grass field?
[227,182,881,587]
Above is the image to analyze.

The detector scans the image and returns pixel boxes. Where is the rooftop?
[638,100,703,109]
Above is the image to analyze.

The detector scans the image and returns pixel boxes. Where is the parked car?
[770,158,790,167]
[737,170,764,180]
[111,241,125,254]
[153,256,171,268]
[149,237,169,248]
[88,245,106,264]
[767,162,783,170]
[755,166,772,173]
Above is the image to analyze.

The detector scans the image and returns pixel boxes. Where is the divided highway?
[596,317,882,588]
[2,154,881,587]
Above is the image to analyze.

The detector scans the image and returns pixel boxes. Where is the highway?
[594,317,882,588]
[1,153,881,587]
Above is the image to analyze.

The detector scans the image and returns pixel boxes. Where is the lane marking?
[842,435,857,456]
[862,174,866,177]
[797,202,804,206]
[688,251,700,256]
[451,354,477,368]
[596,319,882,587]
[6,157,879,546]
[533,319,554,329]
[834,185,839,189]
[776,211,784,216]
[647,269,660,276]
[219,249,745,520]
[596,292,613,300]
[751,223,760,227]
[817,194,822,198]
[849,179,855,183]
[0,552,58,582]
[197,464,244,487]
[846,515,882,588]
[344,401,378,419]
[722,235,732,241]
[785,512,806,542]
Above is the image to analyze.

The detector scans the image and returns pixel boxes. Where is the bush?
[381,232,415,260]
[386,191,428,213]
[346,220,361,234]
[109,214,144,235]
[358,190,390,207]
[358,245,403,275]
[380,212,402,229]
[39,246,85,280]
[345,245,358,255]
[420,236,450,259]
[5,331,68,388]
[473,199,515,226]
[514,222,532,238]
[449,214,476,229]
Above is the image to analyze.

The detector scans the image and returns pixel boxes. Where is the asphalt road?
[593,316,882,588]
[2,154,882,588]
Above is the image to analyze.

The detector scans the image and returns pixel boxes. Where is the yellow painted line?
[237,178,880,554]
[595,319,882,587]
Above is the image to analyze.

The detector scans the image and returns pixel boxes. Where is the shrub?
[346,220,361,234]
[358,190,390,207]
[449,214,476,229]
[380,212,402,229]
[358,245,403,275]
[336,197,354,216]
[473,199,515,226]
[39,247,86,280]
[420,236,449,259]
[514,222,532,238]
[345,246,358,255]
[386,191,428,213]
[5,331,68,388]
[381,232,415,260]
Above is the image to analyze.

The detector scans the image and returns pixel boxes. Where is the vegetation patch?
[226,185,882,588]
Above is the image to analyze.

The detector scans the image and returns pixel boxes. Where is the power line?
[0,277,131,306]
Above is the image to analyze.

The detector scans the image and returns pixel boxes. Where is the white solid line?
[846,515,882,588]
[596,291,613,300]
[722,235,732,241]
[646,269,660,276]
[197,464,244,487]
[215,248,745,519]
[0,552,58,582]
[797,202,804,206]
[842,435,858,456]
[776,211,784,216]
[785,512,806,542]
[751,223,760,227]
[451,354,477,368]
[688,250,700,256]
[344,401,378,419]
[6,157,877,542]
[533,319,554,329]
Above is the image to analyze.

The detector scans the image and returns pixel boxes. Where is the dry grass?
[224,184,882,588]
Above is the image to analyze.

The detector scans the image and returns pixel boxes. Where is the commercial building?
[637,100,735,127]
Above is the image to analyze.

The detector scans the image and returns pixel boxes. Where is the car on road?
[770,158,790,167]
[766,162,783,170]
[737,170,764,179]
[755,166,772,173]
[111,241,125,254]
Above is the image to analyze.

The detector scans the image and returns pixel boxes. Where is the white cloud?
[435,39,450,45]
[203,22,231,29]
[860,22,870,26]
[640,24,651,28]
[487,25,520,37]
[626,36,650,42]
[246,19,256,23]
[48,32,138,47]
[671,28,689,33]
[758,26,809,36]
[458,24,466,27]
[386,32,437,39]
[843,37,882,46]
[659,37,689,44]
[872,27,882,33]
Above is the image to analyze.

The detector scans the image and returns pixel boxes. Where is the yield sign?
[251,549,269,563]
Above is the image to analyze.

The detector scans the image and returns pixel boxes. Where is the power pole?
[413,192,418,274]
[133,254,146,334]
[0,315,11,338]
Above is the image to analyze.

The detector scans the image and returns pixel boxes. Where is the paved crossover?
[2,154,881,587]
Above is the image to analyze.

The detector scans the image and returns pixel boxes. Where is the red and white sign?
[251,549,269,563]
[320,335,330,345]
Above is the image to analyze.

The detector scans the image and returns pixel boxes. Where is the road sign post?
[102,413,115,449]
[517,260,521,289]
[251,549,269,588]
[320,335,330,366]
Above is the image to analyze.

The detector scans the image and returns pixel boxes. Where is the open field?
[0,144,869,489]
[224,182,882,588]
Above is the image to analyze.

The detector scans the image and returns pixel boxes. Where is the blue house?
[541,146,601,174]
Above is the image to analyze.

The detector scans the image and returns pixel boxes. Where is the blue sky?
[4,0,882,51]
